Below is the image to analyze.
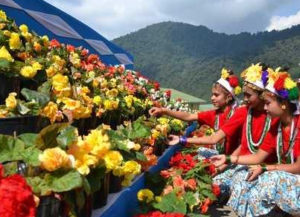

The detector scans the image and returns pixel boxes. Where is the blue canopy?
[0,0,134,69]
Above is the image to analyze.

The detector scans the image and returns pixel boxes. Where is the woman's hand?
[149,107,164,116]
[210,155,226,167]
[247,165,263,181]
[167,135,180,146]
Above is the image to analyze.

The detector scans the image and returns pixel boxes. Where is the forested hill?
[113,22,300,100]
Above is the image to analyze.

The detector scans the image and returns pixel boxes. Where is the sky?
[44,0,300,40]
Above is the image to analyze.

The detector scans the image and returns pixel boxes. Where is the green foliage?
[153,191,186,214]
[57,125,78,149]
[114,22,300,100]
[21,88,50,107]
[0,134,25,162]
[26,169,83,196]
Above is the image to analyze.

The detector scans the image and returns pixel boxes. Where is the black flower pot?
[0,74,20,104]
[0,115,39,135]
[109,173,123,193]
[93,173,110,209]
[37,196,63,217]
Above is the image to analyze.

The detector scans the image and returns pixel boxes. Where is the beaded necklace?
[246,109,271,153]
[276,118,297,164]
[214,107,234,153]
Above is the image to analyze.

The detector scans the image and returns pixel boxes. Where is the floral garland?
[246,109,271,153]
[276,119,298,164]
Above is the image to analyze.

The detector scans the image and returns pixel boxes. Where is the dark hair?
[276,96,297,114]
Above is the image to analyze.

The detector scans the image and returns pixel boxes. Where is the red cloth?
[262,115,300,162]
[221,106,278,163]
[197,105,241,154]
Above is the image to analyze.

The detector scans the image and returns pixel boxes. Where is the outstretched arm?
[149,107,198,122]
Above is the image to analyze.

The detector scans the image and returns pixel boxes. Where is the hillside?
[113,22,300,100]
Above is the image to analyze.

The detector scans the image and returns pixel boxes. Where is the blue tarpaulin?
[0,0,134,69]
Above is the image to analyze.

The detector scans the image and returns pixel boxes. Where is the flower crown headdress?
[265,68,299,101]
[218,68,241,96]
[241,63,265,90]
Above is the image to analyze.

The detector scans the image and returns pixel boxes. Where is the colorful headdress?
[217,68,241,96]
[265,68,299,102]
[241,63,265,90]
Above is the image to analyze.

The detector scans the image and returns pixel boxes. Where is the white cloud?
[44,0,293,39]
[266,10,300,31]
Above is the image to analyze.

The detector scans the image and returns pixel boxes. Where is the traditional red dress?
[197,105,241,154]
[221,106,278,163]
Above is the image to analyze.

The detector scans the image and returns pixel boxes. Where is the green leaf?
[135,152,147,162]
[0,135,25,162]
[128,120,151,140]
[18,133,38,147]
[57,125,78,149]
[21,88,50,107]
[21,146,41,166]
[38,81,51,95]
[183,192,197,206]
[153,191,187,214]
[0,58,11,72]
[17,101,31,115]
[36,123,69,150]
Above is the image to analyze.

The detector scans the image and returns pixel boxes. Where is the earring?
[281,105,286,110]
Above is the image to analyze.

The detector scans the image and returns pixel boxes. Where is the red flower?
[49,39,61,48]
[66,44,75,52]
[185,178,197,190]
[81,48,89,56]
[165,90,171,98]
[229,76,239,88]
[212,184,221,197]
[207,164,216,175]
[201,204,209,214]
[274,74,288,91]
[154,81,160,90]
[0,174,36,217]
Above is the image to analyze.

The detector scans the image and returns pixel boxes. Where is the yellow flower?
[41,102,63,124]
[9,32,22,50]
[101,79,108,88]
[42,35,49,42]
[3,30,11,37]
[5,92,17,110]
[109,78,117,88]
[0,46,13,62]
[221,68,229,79]
[155,196,162,203]
[104,99,119,110]
[46,66,57,77]
[106,88,119,98]
[93,96,102,105]
[104,151,123,171]
[70,52,80,67]
[39,147,72,172]
[92,79,100,88]
[20,66,37,78]
[0,109,8,118]
[52,74,71,97]
[85,129,111,159]
[121,160,141,175]
[32,62,43,71]
[158,117,169,125]
[0,23,5,30]
[133,143,141,151]
[234,86,242,95]
[124,95,133,108]
[242,63,262,82]
[284,77,296,90]
[19,24,28,33]
[170,119,184,128]
[0,10,7,21]
[151,129,160,139]
[74,153,98,175]
[137,189,154,203]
